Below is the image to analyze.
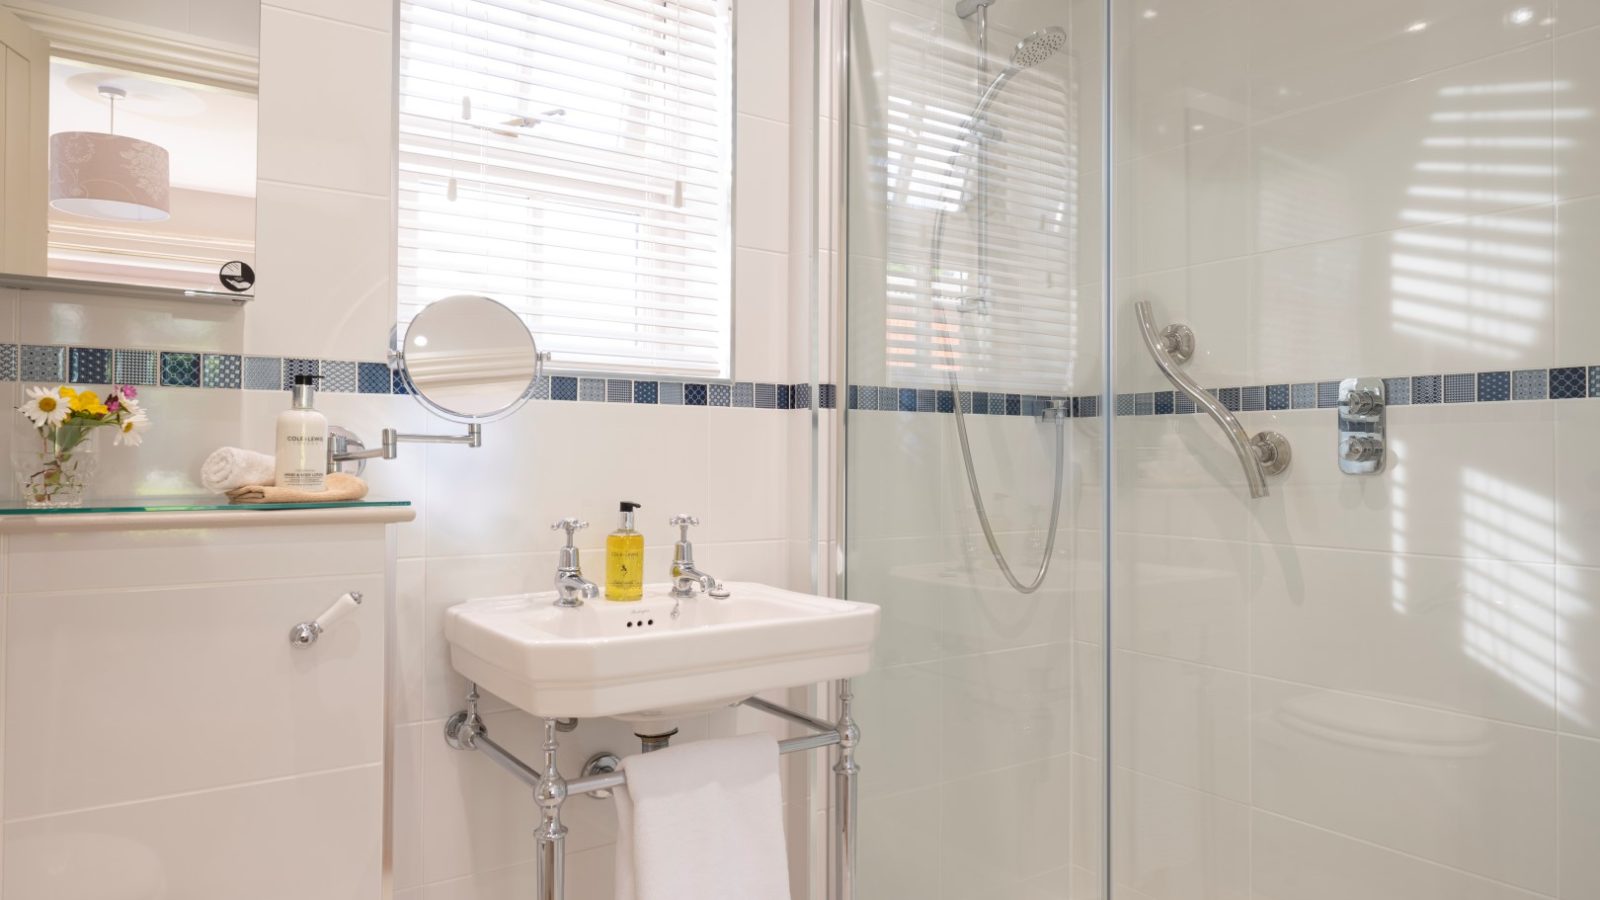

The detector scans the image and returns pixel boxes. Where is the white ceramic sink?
[445,582,879,724]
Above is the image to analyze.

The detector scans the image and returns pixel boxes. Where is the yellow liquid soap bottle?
[606,501,645,601]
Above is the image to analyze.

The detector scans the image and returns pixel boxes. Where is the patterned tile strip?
[6,342,1600,419]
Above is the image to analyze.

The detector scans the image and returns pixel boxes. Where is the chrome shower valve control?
[1345,388,1383,417]
[551,517,599,608]
[1338,378,1387,475]
[1341,435,1384,463]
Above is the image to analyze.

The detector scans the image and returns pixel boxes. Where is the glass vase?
[13,428,99,508]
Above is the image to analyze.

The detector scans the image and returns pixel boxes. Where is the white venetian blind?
[879,22,1079,394]
[398,0,734,378]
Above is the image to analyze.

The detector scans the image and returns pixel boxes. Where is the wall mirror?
[396,294,544,424]
[0,0,258,296]
[330,295,546,473]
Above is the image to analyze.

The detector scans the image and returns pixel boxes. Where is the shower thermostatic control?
[1338,378,1386,475]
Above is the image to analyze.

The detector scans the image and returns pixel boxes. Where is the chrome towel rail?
[1133,300,1290,498]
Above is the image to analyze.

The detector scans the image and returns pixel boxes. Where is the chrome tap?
[668,515,729,614]
[551,518,599,608]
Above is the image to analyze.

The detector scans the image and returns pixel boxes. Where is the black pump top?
[620,501,642,512]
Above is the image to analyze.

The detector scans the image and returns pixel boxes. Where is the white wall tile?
[1251,808,1549,900]
[1556,1,1600,34]
[1250,44,1554,253]
[264,0,393,33]
[1250,205,1557,381]
[1249,403,1556,562]
[3,764,383,900]
[1115,129,1252,276]
[1112,415,1253,542]
[1111,0,1252,162]
[736,114,792,253]
[1560,733,1600,899]
[1112,652,1250,802]
[1555,27,1600,200]
[1556,564,1600,738]
[247,181,394,360]
[851,662,942,799]
[1557,196,1600,364]
[736,0,791,122]
[938,644,1073,777]
[734,247,792,382]
[257,6,393,197]
[1247,0,1554,119]
[1252,544,1558,728]
[1113,534,1249,670]
[938,756,1074,898]
[1112,766,1250,900]
[1252,678,1559,893]
[4,574,385,818]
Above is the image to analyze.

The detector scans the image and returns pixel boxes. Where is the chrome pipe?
[742,695,836,734]
[831,679,859,900]
[562,730,842,798]
[473,731,543,789]
[1133,299,1290,498]
[533,719,567,900]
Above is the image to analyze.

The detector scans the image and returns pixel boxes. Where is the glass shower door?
[1107,2,1599,899]
[842,0,1103,897]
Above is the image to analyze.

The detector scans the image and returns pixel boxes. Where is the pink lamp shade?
[49,131,171,222]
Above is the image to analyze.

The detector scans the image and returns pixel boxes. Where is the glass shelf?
[0,497,410,516]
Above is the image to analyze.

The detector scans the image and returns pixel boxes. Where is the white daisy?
[20,386,70,428]
[113,411,151,447]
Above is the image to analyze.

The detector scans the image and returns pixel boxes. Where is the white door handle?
[289,591,364,647]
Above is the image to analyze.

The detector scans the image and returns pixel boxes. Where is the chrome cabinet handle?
[1134,300,1290,499]
[289,591,364,647]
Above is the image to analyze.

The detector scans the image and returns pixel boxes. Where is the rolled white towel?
[201,447,276,494]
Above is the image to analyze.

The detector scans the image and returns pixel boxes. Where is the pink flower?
[107,396,120,411]
[118,384,138,399]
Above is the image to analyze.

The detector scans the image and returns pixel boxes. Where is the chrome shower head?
[1009,26,1066,70]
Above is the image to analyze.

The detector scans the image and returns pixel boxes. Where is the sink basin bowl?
[445,582,879,724]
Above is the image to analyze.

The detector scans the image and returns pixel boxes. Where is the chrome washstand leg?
[831,679,859,900]
[533,718,568,900]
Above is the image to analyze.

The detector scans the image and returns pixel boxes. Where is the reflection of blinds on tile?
[398,0,733,378]
[882,22,1078,393]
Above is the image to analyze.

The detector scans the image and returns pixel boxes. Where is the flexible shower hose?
[946,367,1066,594]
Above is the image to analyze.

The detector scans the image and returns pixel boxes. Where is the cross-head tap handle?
[551,518,588,547]
[669,514,700,541]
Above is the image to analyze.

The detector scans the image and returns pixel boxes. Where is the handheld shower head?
[1008,26,1067,70]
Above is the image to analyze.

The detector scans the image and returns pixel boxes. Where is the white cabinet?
[0,507,412,899]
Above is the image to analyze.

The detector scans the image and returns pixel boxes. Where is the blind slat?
[398,0,732,378]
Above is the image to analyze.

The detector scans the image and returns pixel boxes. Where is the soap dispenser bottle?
[606,501,645,601]
[274,374,328,492]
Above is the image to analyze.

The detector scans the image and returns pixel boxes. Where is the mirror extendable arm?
[328,424,482,473]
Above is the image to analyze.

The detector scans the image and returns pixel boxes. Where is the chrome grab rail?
[1133,300,1290,498]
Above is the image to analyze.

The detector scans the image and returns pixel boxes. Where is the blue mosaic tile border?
[9,341,1594,419]
[843,365,1600,419]
[0,342,836,412]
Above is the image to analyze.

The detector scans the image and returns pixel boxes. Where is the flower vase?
[13,426,99,508]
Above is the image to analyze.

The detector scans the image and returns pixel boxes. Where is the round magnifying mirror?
[395,295,542,422]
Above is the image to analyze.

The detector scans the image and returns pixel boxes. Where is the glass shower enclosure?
[840,1,1600,898]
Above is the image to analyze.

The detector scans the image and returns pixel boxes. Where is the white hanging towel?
[613,732,791,900]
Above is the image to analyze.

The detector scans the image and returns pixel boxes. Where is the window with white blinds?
[398,0,734,379]
[879,23,1079,395]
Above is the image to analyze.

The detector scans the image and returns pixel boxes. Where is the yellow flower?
[68,390,107,415]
